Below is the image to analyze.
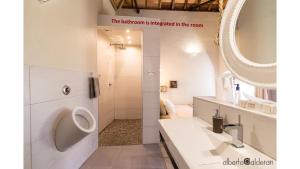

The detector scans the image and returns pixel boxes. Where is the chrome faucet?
[223,115,244,148]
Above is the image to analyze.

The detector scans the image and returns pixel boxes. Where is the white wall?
[97,30,116,132]
[216,53,230,101]
[142,28,161,144]
[28,66,98,169]
[117,9,219,104]
[98,0,116,15]
[24,0,98,73]
[114,46,142,119]
[24,65,31,169]
[24,0,99,168]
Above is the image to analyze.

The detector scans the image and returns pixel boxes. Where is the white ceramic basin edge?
[158,117,276,169]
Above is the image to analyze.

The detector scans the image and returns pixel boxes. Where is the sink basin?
[159,118,276,169]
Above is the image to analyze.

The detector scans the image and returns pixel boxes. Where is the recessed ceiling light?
[126,29,130,33]
[38,0,50,2]
[127,36,131,39]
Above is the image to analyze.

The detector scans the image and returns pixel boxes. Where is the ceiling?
[110,0,228,13]
[100,28,142,46]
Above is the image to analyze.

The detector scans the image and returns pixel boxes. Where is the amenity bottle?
[234,84,240,105]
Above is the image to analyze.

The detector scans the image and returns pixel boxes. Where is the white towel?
[221,71,233,89]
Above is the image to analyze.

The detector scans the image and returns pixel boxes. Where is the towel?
[89,77,96,99]
[221,71,232,89]
[94,77,100,96]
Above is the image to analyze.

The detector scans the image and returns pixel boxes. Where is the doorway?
[97,27,143,146]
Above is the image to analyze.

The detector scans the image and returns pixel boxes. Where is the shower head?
[110,43,126,50]
[119,44,126,50]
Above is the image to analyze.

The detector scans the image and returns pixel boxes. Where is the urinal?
[55,106,96,152]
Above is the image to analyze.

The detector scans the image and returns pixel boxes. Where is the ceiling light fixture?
[38,0,50,3]
[126,29,130,33]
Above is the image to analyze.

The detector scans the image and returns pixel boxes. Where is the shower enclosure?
[97,28,143,146]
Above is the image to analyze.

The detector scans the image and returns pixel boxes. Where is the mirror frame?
[219,0,276,88]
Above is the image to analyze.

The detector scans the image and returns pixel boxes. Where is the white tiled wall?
[143,126,160,144]
[143,92,160,110]
[193,98,219,124]
[142,28,161,144]
[30,66,90,104]
[143,107,160,126]
[24,65,30,105]
[193,97,276,159]
[25,65,98,169]
[31,96,97,169]
[143,57,160,93]
[251,112,276,159]
[24,65,31,169]
[114,46,142,119]
[142,28,160,57]
[97,30,115,132]
[24,105,31,169]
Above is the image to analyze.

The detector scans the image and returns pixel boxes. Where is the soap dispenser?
[212,109,223,133]
[234,84,240,105]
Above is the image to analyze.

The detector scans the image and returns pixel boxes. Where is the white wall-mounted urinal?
[55,106,96,152]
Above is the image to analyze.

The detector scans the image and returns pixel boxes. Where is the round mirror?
[236,0,276,64]
[219,0,276,88]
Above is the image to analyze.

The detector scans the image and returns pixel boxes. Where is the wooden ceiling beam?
[124,0,130,7]
[183,0,188,10]
[171,0,175,10]
[117,0,126,10]
[110,0,118,11]
[122,0,220,12]
[208,3,213,11]
[158,0,162,9]
[197,0,203,11]
[191,0,214,10]
[133,0,140,13]
[218,0,223,12]
[199,0,215,6]
[197,0,203,6]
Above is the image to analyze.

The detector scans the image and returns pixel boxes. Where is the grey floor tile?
[164,158,175,169]
[120,144,162,157]
[131,155,165,168]
[80,147,121,168]
[81,144,166,169]
[132,168,165,169]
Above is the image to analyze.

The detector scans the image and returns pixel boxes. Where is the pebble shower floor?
[99,119,142,146]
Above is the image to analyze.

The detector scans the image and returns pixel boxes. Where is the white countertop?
[159,117,276,169]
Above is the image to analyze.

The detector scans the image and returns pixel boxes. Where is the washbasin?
[159,118,276,169]
[198,127,275,169]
